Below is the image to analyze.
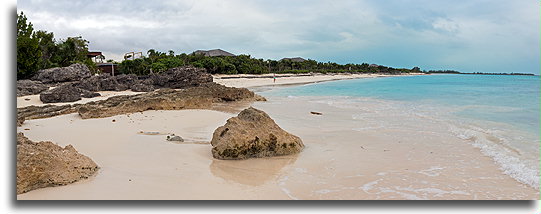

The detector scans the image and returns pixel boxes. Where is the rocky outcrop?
[16,133,99,194]
[17,80,49,96]
[75,74,137,92]
[145,66,213,89]
[39,84,101,103]
[74,66,212,93]
[31,63,92,84]
[17,82,265,122]
[39,84,82,103]
[78,83,265,119]
[210,107,304,160]
[17,104,78,122]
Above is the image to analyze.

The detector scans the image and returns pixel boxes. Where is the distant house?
[87,51,104,63]
[280,57,307,62]
[193,49,235,57]
[368,64,379,68]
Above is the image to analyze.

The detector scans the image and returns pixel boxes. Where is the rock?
[167,135,184,142]
[16,80,49,96]
[77,83,263,119]
[16,133,98,194]
[74,66,211,93]
[39,83,101,103]
[147,66,213,89]
[210,107,304,160]
[17,115,25,127]
[40,84,82,103]
[31,63,92,83]
[310,111,322,115]
[17,104,78,121]
[17,82,265,121]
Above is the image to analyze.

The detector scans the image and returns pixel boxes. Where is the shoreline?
[213,73,425,88]
[16,73,538,200]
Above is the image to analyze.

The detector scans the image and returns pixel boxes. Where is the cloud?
[17,0,539,74]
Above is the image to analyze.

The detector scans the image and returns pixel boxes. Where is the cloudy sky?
[18,0,539,74]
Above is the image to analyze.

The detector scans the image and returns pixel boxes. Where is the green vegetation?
[17,12,95,79]
[118,49,420,76]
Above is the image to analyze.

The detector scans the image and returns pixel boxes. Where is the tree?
[34,30,56,69]
[17,12,41,79]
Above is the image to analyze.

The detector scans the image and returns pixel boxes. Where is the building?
[87,51,104,63]
[193,49,235,57]
[97,63,119,76]
[280,57,306,62]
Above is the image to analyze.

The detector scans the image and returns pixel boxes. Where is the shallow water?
[258,74,540,192]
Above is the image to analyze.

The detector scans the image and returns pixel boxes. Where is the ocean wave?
[449,124,540,189]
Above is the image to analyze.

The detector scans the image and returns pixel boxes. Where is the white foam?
[450,124,540,189]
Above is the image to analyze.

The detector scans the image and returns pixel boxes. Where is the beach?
[16,74,539,200]
[212,73,422,88]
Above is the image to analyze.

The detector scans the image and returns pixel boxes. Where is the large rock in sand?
[211,107,304,160]
[31,63,92,83]
[16,133,99,194]
[40,84,100,103]
[16,80,49,96]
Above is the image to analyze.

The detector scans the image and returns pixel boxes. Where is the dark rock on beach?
[210,107,304,160]
[146,66,213,89]
[17,133,99,194]
[17,80,49,96]
[40,84,83,103]
[31,63,92,84]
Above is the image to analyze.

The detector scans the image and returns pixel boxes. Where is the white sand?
[213,73,423,88]
[17,110,291,200]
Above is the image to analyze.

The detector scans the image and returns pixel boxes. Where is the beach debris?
[211,107,304,160]
[166,134,184,142]
[112,119,116,122]
[24,128,30,130]
[16,132,99,194]
[138,131,163,135]
[24,98,31,101]
[310,111,323,115]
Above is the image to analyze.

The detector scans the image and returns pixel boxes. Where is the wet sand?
[17,99,538,200]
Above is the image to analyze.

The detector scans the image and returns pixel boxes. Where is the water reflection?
[210,155,298,186]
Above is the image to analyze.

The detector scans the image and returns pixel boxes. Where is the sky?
[17,0,540,74]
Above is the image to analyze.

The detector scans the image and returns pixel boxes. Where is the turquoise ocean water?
[261,74,540,188]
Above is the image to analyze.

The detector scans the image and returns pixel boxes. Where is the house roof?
[193,49,235,57]
[280,57,306,62]
[87,51,103,57]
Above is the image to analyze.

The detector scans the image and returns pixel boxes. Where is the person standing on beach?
[273,73,276,83]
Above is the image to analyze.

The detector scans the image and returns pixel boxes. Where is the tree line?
[17,11,421,79]
[118,49,421,75]
[17,12,95,79]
